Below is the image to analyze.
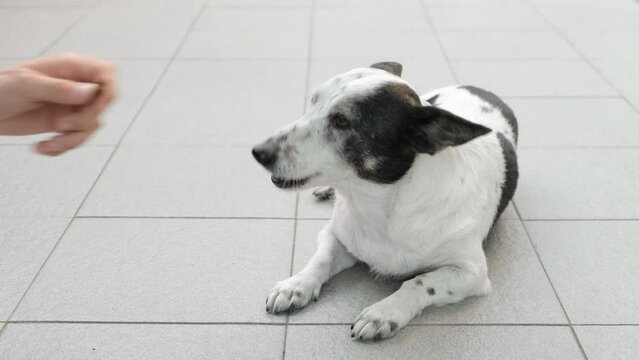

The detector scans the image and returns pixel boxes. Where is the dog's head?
[252,62,490,190]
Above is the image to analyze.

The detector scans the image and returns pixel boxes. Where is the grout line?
[7,321,288,326]
[512,202,590,360]
[419,1,460,83]
[523,218,639,222]
[0,2,209,341]
[74,215,302,220]
[9,320,635,327]
[37,6,97,57]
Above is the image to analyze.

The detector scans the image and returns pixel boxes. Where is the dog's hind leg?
[351,256,490,341]
[312,186,335,201]
[266,223,357,314]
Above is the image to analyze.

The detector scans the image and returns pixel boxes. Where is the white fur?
[263,71,514,341]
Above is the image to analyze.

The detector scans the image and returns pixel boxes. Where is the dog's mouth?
[271,174,316,189]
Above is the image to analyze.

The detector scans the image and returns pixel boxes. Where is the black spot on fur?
[415,279,423,286]
[460,85,518,143]
[427,287,436,295]
[447,290,453,296]
[494,133,519,221]
[389,321,398,332]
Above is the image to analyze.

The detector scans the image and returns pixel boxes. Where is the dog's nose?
[252,145,277,168]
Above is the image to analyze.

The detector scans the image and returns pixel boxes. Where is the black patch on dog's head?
[325,82,491,184]
[327,82,420,184]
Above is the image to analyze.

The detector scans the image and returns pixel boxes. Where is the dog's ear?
[371,62,402,77]
[411,106,491,154]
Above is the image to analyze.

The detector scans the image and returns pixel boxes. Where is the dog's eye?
[331,113,350,129]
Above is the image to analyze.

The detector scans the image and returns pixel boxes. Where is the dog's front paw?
[312,186,335,201]
[351,301,411,341]
[266,275,321,314]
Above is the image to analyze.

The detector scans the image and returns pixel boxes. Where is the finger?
[0,106,59,135]
[36,130,93,156]
[53,108,101,133]
[25,72,100,105]
[24,54,117,111]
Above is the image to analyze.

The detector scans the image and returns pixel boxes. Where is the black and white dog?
[252,62,518,341]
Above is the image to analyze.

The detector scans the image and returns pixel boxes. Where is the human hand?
[0,53,117,155]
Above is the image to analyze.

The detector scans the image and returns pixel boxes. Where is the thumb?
[25,72,100,105]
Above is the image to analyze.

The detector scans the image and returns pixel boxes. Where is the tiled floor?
[0,0,638,359]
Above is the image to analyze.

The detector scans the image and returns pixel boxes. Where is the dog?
[252,62,518,341]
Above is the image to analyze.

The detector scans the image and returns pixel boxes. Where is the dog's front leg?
[266,223,357,313]
[351,260,491,340]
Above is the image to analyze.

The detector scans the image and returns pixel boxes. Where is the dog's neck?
[332,177,397,219]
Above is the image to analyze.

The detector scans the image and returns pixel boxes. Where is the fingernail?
[74,83,99,98]
[42,141,62,153]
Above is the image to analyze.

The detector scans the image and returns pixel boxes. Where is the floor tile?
[285,325,583,360]
[0,323,284,360]
[438,31,579,60]
[211,0,311,5]
[427,5,549,30]
[312,26,442,60]
[575,326,639,360]
[530,0,636,6]
[123,60,306,147]
[11,218,294,322]
[307,57,456,99]
[0,8,88,57]
[314,2,427,30]
[47,1,203,58]
[424,0,529,4]
[537,5,639,32]
[515,148,639,220]
[285,219,564,324]
[297,190,333,219]
[0,0,98,5]
[78,146,296,217]
[179,7,310,59]
[507,98,639,148]
[0,59,168,146]
[526,221,639,323]
[451,60,617,97]
[591,59,639,109]
[563,30,639,60]
[0,146,112,217]
[0,217,69,320]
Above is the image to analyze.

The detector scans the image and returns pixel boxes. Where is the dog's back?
[420,85,519,221]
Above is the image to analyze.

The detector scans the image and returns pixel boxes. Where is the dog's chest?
[331,196,445,276]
